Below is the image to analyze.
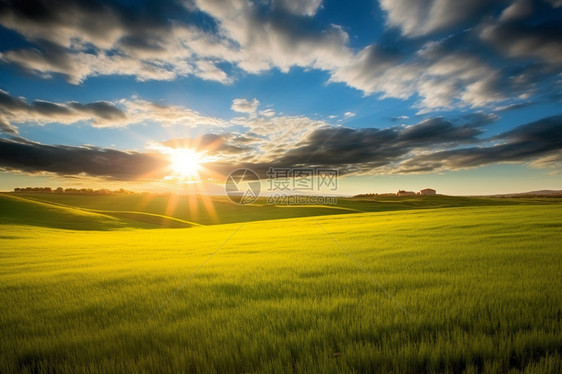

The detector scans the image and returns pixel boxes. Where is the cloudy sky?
[0,0,561,195]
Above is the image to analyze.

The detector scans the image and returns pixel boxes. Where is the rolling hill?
[4,192,561,228]
[0,194,198,230]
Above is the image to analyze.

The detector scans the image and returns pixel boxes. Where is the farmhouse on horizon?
[397,190,416,196]
[420,188,436,195]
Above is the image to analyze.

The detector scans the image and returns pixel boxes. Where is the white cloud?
[227,100,330,162]
[195,60,232,83]
[231,98,260,113]
[379,0,493,36]
[328,44,416,98]
[259,109,276,117]
[275,0,323,16]
[499,0,534,22]
[194,0,353,74]
[119,98,222,128]
[330,41,506,112]
[0,50,177,84]
[238,114,329,161]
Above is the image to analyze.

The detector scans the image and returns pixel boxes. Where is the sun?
[169,148,201,178]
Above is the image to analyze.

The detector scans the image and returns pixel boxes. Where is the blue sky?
[0,0,561,195]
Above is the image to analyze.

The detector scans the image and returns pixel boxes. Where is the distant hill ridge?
[487,190,562,197]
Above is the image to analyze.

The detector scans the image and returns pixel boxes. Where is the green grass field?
[1,193,561,373]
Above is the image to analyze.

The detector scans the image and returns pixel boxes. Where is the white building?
[397,190,416,196]
[420,188,436,195]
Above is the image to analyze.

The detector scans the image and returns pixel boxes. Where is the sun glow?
[169,148,201,178]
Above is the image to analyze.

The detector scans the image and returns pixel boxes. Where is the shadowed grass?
[0,194,200,229]
[0,194,135,230]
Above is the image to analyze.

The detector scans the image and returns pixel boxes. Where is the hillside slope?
[0,194,133,230]
[0,194,198,230]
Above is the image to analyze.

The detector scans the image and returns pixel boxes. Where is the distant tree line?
[13,187,134,194]
[353,192,400,197]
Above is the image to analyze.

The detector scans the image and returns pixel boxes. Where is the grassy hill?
[0,194,201,229]
[5,192,561,227]
[0,194,139,230]
[5,192,352,226]
[1,204,561,372]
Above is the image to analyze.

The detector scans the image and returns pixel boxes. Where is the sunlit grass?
[1,205,561,372]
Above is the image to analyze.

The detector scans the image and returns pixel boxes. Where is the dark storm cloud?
[0,0,183,46]
[398,118,485,145]
[275,117,488,172]
[398,115,562,173]
[0,89,126,128]
[68,102,126,120]
[495,114,562,142]
[31,100,72,116]
[0,138,168,179]
[215,114,562,177]
[480,1,562,67]
[0,89,27,110]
